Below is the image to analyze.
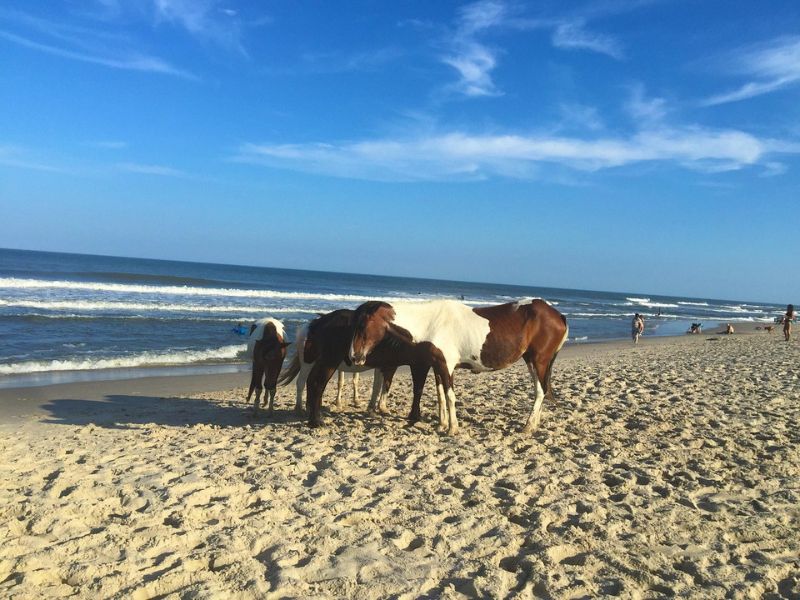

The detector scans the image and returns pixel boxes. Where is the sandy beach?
[1,329,798,599]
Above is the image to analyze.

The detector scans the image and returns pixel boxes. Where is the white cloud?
[299,47,404,74]
[116,162,185,176]
[441,1,507,97]
[551,20,623,59]
[626,85,668,124]
[0,145,66,173]
[702,36,800,106]
[0,10,196,79]
[439,1,626,98]
[558,103,605,131]
[88,140,128,149]
[152,0,245,54]
[234,125,796,182]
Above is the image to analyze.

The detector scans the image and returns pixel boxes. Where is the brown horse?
[278,310,389,414]
[286,309,450,428]
[349,299,568,435]
[246,318,290,415]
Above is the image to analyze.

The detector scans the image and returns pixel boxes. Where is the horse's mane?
[355,301,392,318]
[309,309,354,332]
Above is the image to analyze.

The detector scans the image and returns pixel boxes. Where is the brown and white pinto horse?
[286,309,451,428]
[246,318,290,415]
[349,299,568,435]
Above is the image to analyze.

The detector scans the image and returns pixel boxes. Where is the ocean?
[0,248,785,387]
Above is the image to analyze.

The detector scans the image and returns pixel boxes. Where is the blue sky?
[1,1,798,303]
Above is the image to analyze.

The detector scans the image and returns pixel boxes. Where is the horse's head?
[349,301,394,366]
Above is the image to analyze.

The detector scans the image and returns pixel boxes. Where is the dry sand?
[1,331,798,598]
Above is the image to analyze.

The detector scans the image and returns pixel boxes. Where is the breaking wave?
[0,344,246,375]
[0,277,428,304]
[0,299,318,315]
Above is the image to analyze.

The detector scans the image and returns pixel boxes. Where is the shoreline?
[0,322,769,423]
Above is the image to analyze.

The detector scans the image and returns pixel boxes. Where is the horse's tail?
[277,354,301,387]
[544,315,568,402]
[245,325,263,360]
[246,374,256,401]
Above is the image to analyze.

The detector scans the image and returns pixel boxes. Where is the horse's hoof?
[446,426,459,436]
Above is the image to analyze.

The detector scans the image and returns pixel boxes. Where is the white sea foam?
[567,312,640,318]
[0,277,428,304]
[0,299,318,315]
[677,301,711,307]
[0,344,246,375]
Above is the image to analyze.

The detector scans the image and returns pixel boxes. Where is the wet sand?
[1,328,798,598]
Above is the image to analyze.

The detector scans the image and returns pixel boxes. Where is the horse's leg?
[307,363,337,428]
[352,372,361,407]
[367,370,383,413]
[408,364,428,423]
[250,359,265,416]
[521,351,547,434]
[378,366,396,414]
[335,370,345,409]
[444,373,459,436]
[252,386,262,416]
[434,372,447,432]
[295,363,309,415]
[266,388,276,416]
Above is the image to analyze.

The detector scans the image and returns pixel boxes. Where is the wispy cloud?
[298,47,404,74]
[702,36,800,106]
[625,84,668,124]
[0,145,67,173]
[550,19,623,59]
[116,162,186,176]
[88,140,128,150]
[558,103,605,131]
[441,1,507,97]
[151,0,247,54]
[234,125,797,182]
[439,1,627,98]
[0,10,196,79]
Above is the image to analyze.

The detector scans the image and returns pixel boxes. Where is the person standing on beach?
[784,304,796,341]
[632,313,644,344]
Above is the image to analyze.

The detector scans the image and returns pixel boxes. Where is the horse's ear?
[316,312,325,317]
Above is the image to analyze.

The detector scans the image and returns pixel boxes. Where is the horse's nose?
[352,353,366,365]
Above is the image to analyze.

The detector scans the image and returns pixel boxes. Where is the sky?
[1,1,799,303]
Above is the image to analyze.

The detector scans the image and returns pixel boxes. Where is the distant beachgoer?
[632,313,644,343]
[726,323,735,335]
[232,322,250,336]
[784,304,795,341]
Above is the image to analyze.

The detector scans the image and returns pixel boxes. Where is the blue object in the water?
[232,325,249,336]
